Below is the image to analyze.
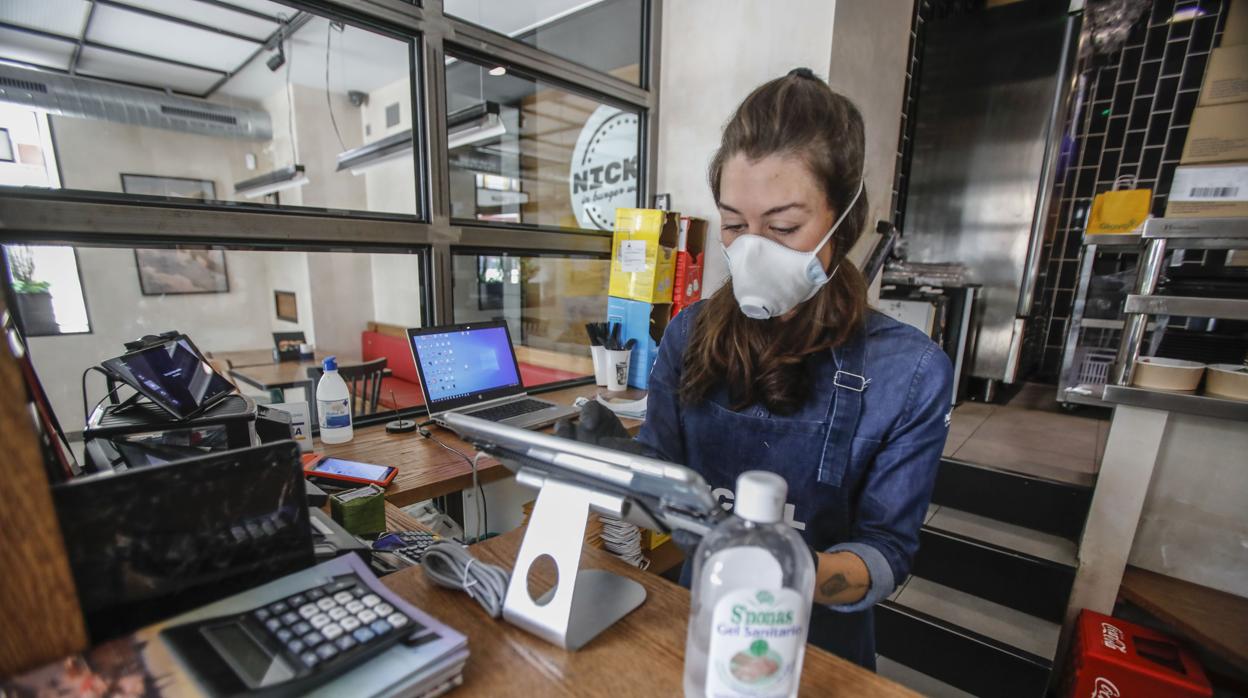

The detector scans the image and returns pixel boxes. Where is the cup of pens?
[586,322,636,390]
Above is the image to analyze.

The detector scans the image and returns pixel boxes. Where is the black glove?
[554,401,647,454]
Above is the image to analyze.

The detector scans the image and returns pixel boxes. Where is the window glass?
[0,2,418,215]
[452,252,605,387]
[446,52,641,232]
[7,243,427,434]
[445,0,644,85]
[3,244,89,336]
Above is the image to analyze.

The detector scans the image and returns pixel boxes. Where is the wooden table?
[209,348,291,369]
[319,384,643,509]
[381,527,916,697]
[1119,566,1248,669]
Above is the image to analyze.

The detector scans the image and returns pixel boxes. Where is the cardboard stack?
[1166,0,1248,223]
[605,208,708,389]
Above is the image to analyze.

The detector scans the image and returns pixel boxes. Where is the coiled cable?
[421,541,510,619]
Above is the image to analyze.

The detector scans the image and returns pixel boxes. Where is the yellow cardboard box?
[1180,103,1248,163]
[608,208,679,303]
[1198,45,1248,107]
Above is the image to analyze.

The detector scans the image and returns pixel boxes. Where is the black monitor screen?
[53,441,313,642]
[104,337,235,419]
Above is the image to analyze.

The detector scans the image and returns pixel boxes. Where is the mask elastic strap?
[811,178,865,256]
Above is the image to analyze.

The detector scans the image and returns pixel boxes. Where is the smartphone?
[304,457,398,487]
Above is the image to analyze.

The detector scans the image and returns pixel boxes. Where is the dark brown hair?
[680,69,869,415]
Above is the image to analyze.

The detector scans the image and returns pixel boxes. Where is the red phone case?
[303,457,397,487]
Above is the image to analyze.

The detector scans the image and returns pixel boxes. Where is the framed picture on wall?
[134,248,229,295]
[121,173,216,201]
[274,290,298,322]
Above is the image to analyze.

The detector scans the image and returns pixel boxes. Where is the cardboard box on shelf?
[605,296,672,390]
[608,208,680,304]
[1223,0,1247,47]
[1198,45,1248,106]
[1165,163,1248,218]
[1180,103,1248,163]
[673,216,708,316]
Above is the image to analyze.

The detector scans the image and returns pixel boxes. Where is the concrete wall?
[656,0,914,295]
[1128,412,1248,598]
[827,0,914,250]
[26,247,273,429]
[370,252,424,328]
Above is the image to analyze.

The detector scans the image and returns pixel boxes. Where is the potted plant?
[8,246,59,335]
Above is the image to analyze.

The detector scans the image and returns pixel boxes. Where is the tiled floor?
[944,384,1110,487]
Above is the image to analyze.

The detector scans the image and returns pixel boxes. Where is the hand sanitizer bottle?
[316,356,353,444]
[684,471,815,698]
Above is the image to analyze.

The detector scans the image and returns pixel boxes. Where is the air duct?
[0,63,272,140]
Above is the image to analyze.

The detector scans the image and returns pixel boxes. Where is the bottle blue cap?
[323,356,337,371]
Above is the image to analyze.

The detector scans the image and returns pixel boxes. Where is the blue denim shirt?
[637,301,952,667]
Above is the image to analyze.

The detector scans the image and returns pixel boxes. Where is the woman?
[565,68,952,669]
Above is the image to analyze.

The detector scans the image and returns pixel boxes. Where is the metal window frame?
[0,0,660,330]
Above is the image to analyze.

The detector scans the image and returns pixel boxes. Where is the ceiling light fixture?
[234,164,308,199]
[446,102,506,151]
[488,66,507,77]
[336,129,412,175]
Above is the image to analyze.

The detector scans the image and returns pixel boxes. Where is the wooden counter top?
[382,527,917,697]
[1119,565,1248,669]
[320,384,643,508]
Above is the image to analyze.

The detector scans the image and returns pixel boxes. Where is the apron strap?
[818,332,870,485]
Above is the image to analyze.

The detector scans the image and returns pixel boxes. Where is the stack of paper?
[598,516,650,570]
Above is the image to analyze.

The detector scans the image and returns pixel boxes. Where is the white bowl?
[1206,364,1248,401]
[1133,357,1206,392]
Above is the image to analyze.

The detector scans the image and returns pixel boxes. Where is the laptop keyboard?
[465,398,553,422]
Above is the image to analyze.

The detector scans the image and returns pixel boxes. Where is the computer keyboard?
[465,398,552,422]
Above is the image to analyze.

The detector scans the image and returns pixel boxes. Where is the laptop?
[407,321,578,429]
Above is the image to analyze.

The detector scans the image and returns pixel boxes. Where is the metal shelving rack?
[1057,231,1143,408]
[1109,217,1248,388]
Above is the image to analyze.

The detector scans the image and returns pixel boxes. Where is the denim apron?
[677,332,876,669]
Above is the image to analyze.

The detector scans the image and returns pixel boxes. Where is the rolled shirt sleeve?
[824,341,953,612]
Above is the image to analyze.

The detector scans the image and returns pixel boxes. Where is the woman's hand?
[553,401,645,454]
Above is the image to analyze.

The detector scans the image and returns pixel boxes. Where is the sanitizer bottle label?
[319,398,351,428]
[705,588,805,697]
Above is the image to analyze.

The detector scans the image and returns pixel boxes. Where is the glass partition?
[4,243,427,433]
[445,0,644,85]
[0,1,419,216]
[451,251,605,387]
[446,51,641,232]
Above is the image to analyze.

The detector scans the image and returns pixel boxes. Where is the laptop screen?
[409,323,523,410]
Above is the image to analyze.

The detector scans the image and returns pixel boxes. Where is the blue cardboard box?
[605,296,672,389]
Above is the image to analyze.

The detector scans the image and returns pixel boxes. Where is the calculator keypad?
[250,574,420,672]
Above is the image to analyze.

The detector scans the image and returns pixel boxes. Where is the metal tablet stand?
[503,473,647,650]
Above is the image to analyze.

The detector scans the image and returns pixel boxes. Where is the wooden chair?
[305,357,389,419]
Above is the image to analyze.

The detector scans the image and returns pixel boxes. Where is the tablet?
[442,412,724,535]
[101,335,236,420]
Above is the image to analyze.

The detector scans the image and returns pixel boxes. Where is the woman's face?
[717,153,838,271]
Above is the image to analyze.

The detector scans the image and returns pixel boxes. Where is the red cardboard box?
[673,216,708,316]
[1065,610,1211,698]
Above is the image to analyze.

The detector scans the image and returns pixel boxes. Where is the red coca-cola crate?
[1065,609,1211,698]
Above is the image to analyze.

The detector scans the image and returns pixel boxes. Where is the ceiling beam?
[93,0,265,45]
[0,21,228,85]
[68,0,96,75]
[202,11,314,99]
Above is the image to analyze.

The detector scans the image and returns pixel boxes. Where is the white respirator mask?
[721,179,864,320]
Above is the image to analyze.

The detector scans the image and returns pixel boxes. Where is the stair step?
[898,577,1060,658]
[877,574,1061,697]
[926,506,1078,567]
[932,457,1093,540]
[876,656,975,698]
[914,520,1076,624]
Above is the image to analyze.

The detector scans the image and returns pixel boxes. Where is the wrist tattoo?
[820,573,851,598]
